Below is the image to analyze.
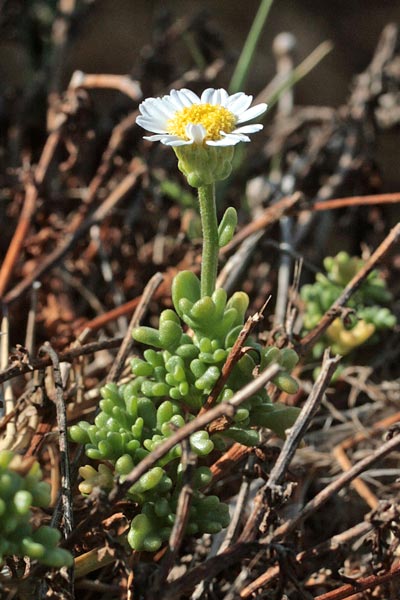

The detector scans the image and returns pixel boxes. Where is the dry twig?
[273,432,400,540]
[240,350,341,542]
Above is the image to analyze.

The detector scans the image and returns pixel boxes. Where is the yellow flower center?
[167,104,236,142]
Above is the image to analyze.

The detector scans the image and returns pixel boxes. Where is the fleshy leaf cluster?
[71,271,300,552]
[0,451,73,568]
[301,251,396,357]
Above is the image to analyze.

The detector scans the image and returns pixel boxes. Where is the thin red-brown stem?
[239,521,373,598]
[3,160,145,305]
[199,303,267,415]
[272,432,400,541]
[313,191,400,211]
[312,563,400,600]
[0,131,60,299]
[0,336,123,385]
[221,193,302,255]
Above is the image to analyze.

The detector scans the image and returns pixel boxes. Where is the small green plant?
[71,87,300,553]
[301,251,396,358]
[71,275,299,551]
[0,451,73,568]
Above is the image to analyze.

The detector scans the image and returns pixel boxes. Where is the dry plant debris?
[0,4,399,600]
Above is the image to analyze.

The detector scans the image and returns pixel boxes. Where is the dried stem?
[312,563,400,600]
[107,272,164,382]
[199,301,267,414]
[239,520,374,598]
[273,432,400,540]
[0,132,60,299]
[69,71,141,102]
[0,336,123,385]
[312,191,400,211]
[332,444,379,510]
[38,343,74,596]
[3,160,146,306]
[239,350,341,542]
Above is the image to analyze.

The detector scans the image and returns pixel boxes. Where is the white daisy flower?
[136,87,267,147]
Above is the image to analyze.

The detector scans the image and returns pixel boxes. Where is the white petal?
[136,116,168,134]
[206,135,240,146]
[153,134,185,144]
[138,97,157,111]
[210,89,228,105]
[218,88,230,106]
[186,123,206,144]
[160,96,181,114]
[143,134,170,141]
[179,88,201,106]
[139,97,165,116]
[232,124,263,134]
[164,138,193,146]
[201,88,216,103]
[236,103,268,123]
[153,102,176,120]
[169,89,187,109]
[222,131,251,142]
[138,100,171,124]
[225,92,253,114]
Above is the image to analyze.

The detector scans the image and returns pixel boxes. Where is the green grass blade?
[229,0,274,94]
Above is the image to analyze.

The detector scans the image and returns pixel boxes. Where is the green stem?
[198,184,218,297]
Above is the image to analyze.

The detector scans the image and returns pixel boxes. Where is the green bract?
[0,451,73,568]
[71,272,300,552]
[173,145,235,188]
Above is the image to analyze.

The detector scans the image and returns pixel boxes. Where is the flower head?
[136,88,267,147]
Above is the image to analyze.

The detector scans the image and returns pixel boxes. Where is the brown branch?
[313,563,400,600]
[221,193,302,255]
[239,350,341,543]
[199,302,267,415]
[0,336,123,385]
[299,222,400,356]
[107,272,164,382]
[332,444,379,510]
[209,442,252,484]
[312,192,400,211]
[70,71,142,102]
[0,132,60,299]
[240,520,373,598]
[217,190,399,279]
[38,342,74,595]
[3,159,146,305]
[272,432,400,541]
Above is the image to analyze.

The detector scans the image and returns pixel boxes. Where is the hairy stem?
[198,184,219,297]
